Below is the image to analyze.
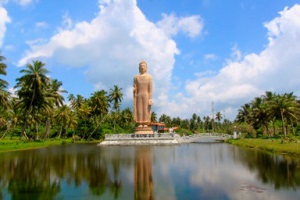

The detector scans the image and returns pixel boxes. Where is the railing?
[183,133,232,143]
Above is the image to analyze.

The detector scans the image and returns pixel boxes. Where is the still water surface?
[0,143,300,200]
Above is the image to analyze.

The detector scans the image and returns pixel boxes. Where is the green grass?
[227,138,300,156]
[0,137,101,152]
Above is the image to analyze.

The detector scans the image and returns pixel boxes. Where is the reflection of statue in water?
[133,61,153,134]
[134,147,154,200]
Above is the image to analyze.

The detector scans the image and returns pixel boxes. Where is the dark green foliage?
[235,91,300,137]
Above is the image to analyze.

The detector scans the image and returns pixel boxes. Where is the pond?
[0,143,300,200]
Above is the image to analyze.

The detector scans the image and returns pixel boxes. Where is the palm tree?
[215,112,222,123]
[77,102,92,139]
[108,85,123,112]
[48,79,66,107]
[0,51,8,89]
[151,111,157,122]
[90,90,109,120]
[215,111,222,132]
[262,91,277,135]
[14,60,51,139]
[203,116,211,132]
[268,93,300,137]
[0,52,9,109]
[55,105,74,138]
[236,103,251,123]
[251,97,270,135]
[108,85,123,133]
[120,108,133,127]
[43,79,67,138]
[87,90,110,138]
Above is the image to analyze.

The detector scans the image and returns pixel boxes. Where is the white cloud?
[160,4,300,120]
[0,0,8,5]
[156,13,204,38]
[15,0,34,6]
[60,13,73,30]
[0,6,10,47]
[35,21,49,29]
[204,53,217,61]
[18,0,182,110]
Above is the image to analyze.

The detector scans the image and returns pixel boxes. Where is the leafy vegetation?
[236,91,300,137]
[0,138,75,152]
[227,137,300,155]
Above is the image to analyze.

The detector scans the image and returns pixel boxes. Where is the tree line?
[236,91,300,137]
[0,53,131,140]
[1,52,299,140]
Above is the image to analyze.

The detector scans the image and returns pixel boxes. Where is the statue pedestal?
[134,126,153,134]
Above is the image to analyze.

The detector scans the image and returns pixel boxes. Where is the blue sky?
[1,0,300,120]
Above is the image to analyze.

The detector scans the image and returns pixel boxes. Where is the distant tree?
[55,105,74,138]
[159,114,171,127]
[215,112,222,123]
[43,79,67,138]
[236,103,251,123]
[108,85,123,133]
[90,90,110,120]
[151,111,157,122]
[109,85,123,113]
[268,93,300,137]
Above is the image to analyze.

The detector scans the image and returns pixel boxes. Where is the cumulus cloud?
[160,4,300,119]
[15,0,34,6]
[156,13,204,38]
[0,0,8,5]
[0,6,10,47]
[18,0,205,112]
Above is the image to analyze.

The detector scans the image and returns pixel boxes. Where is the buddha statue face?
[139,62,148,74]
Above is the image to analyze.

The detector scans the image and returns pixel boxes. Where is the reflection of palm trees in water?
[135,147,154,200]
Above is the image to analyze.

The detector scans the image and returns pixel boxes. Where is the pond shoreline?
[227,138,300,156]
[0,138,101,153]
[1,137,300,157]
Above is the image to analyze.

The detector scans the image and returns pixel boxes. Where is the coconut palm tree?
[108,85,123,133]
[151,111,157,122]
[48,79,66,107]
[43,79,67,138]
[90,90,109,120]
[0,52,9,109]
[87,90,110,138]
[14,60,51,139]
[215,112,222,122]
[108,85,123,112]
[268,93,300,137]
[0,52,8,88]
[55,105,74,138]
[236,103,251,123]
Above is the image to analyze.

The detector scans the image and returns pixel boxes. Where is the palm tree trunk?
[0,130,8,140]
[272,121,276,136]
[280,110,286,137]
[43,118,51,139]
[35,122,39,140]
[58,125,63,138]
[22,129,29,140]
[88,114,108,139]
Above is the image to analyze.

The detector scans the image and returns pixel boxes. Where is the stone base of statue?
[134,126,153,134]
[98,133,179,146]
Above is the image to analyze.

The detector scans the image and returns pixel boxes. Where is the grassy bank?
[227,138,300,156]
[0,138,101,152]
